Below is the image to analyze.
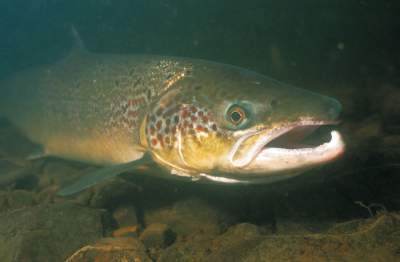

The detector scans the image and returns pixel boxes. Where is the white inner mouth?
[230,121,345,168]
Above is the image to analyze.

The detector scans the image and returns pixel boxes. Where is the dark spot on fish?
[185,69,191,75]
[134,78,142,88]
[194,86,202,90]
[115,80,120,87]
[174,116,179,124]
[211,124,217,131]
[147,89,151,100]
[129,69,134,76]
[156,107,164,116]
[166,73,173,79]
[271,99,278,106]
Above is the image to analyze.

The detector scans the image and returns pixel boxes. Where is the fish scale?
[2,52,196,165]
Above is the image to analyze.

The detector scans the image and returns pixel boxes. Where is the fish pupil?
[231,111,242,122]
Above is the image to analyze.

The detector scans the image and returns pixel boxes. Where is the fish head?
[142,64,345,183]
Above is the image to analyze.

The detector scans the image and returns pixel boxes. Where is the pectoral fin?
[57,153,153,196]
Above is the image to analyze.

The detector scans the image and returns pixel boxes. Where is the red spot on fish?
[184,121,189,128]
[157,134,164,147]
[152,139,157,146]
[172,126,177,135]
[190,106,197,113]
[165,137,170,144]
[208,105,214,109]
[150,115,156,122]
[181,130,185,136]
[189,124,194,129]
[203,128,209,133]
[196,126,203,132]
[202,117,208,123]
[156,121,162,130]
[198,111,204,117]
[191,116,197,121]
[166,119,171,126]
[150,127,155,135]
[182,110,189,119]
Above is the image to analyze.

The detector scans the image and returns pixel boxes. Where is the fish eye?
[227,105,247,127]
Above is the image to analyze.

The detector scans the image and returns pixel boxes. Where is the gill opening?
[177,105,190,168]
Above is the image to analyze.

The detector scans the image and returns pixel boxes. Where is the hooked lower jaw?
[259,130,344,158]
[228,121,345,174]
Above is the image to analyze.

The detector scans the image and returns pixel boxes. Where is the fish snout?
[327,98,343,123]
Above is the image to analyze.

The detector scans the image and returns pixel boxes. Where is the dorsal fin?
[69,24,87,55]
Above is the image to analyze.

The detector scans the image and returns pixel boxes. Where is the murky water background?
[0,1,399,261]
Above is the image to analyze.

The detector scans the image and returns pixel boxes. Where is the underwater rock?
[231,223,271,240]
[90,177,142,211]
[158,243,210,262]
[139,223,176,249]
[65,237,152,262]
[0,160,31,188]
[0,203,113,262]
[144,197,237,238]
[0,190,36,214]
[113,226,139,238]
[113,202,139,228]
[205,213,400,262]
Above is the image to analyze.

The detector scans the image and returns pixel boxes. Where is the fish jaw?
[218,121,345,181]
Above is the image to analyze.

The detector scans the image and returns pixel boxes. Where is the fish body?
[0,30,345,193]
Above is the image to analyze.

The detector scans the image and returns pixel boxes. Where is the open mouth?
[230,121,345,168]
[264,121,334,150]
[258,120,345,159]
